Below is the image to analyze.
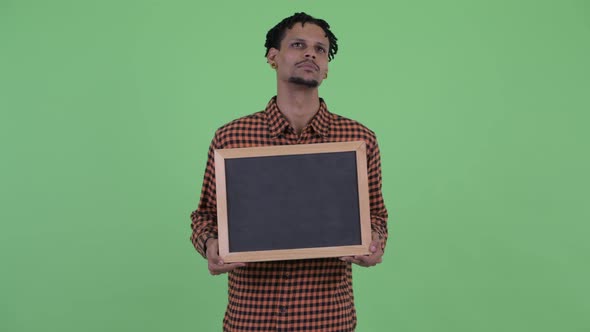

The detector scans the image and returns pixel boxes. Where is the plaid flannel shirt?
[190,96,388,331]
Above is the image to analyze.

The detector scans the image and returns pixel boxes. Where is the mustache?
[296,60,319,70]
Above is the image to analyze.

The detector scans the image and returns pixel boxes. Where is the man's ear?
[266,48,279,64]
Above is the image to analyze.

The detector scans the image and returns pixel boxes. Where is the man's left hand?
[340,233,383,267]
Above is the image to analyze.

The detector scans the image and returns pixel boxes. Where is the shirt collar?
[265,96,332,138]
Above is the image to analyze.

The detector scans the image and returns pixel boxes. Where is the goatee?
[288,76,319,88]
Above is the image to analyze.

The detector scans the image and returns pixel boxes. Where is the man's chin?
[288,76,320,88]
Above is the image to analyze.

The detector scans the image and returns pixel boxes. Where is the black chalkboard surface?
[214,141,371,262]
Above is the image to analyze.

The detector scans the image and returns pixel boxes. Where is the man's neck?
[276,83,320,135]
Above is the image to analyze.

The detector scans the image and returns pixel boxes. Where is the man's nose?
[304,50,316,59]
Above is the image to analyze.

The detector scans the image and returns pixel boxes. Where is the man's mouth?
[297,61,319,71]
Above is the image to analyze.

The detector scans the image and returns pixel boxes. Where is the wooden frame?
[214,141,371,263]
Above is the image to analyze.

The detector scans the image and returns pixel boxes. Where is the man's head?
[265,12,338,88]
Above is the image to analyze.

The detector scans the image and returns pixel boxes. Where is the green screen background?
[1,0,589,331]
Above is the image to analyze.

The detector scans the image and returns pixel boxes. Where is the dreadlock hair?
[264,12,339,61]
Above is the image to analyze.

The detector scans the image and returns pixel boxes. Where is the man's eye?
[316,47,326,53]
[292,42,303,48]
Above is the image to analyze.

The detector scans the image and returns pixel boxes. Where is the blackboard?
[214,141,371,262]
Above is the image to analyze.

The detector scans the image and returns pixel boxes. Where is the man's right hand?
[205,238,247,275]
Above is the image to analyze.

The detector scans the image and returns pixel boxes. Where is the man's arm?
[190,137,219,258]
[341,137,388,267]
[367,139,388,250]
[190,135,247,274]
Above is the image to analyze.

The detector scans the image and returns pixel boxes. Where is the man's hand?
[340,233,384,267]
[205,238,247,275]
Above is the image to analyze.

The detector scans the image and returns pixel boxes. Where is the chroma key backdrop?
[1,1,589,331]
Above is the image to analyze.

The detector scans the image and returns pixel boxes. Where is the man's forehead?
[283,23,329,45]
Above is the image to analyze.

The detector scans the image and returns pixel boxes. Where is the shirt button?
[279,305,287,314]
[283,272,290,279]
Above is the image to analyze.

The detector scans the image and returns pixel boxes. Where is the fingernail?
[218,261,223,265]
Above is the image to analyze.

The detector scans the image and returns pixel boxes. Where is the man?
[190,12,388,331]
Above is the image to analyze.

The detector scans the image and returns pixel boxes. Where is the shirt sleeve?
[190,135,220,259]
[367,137,389,251]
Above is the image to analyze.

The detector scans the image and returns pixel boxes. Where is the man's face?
[267,23,330,88]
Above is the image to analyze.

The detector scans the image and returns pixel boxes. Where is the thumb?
[369,238,383,254]
[370,244,377,253]
[206,239,222,263]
